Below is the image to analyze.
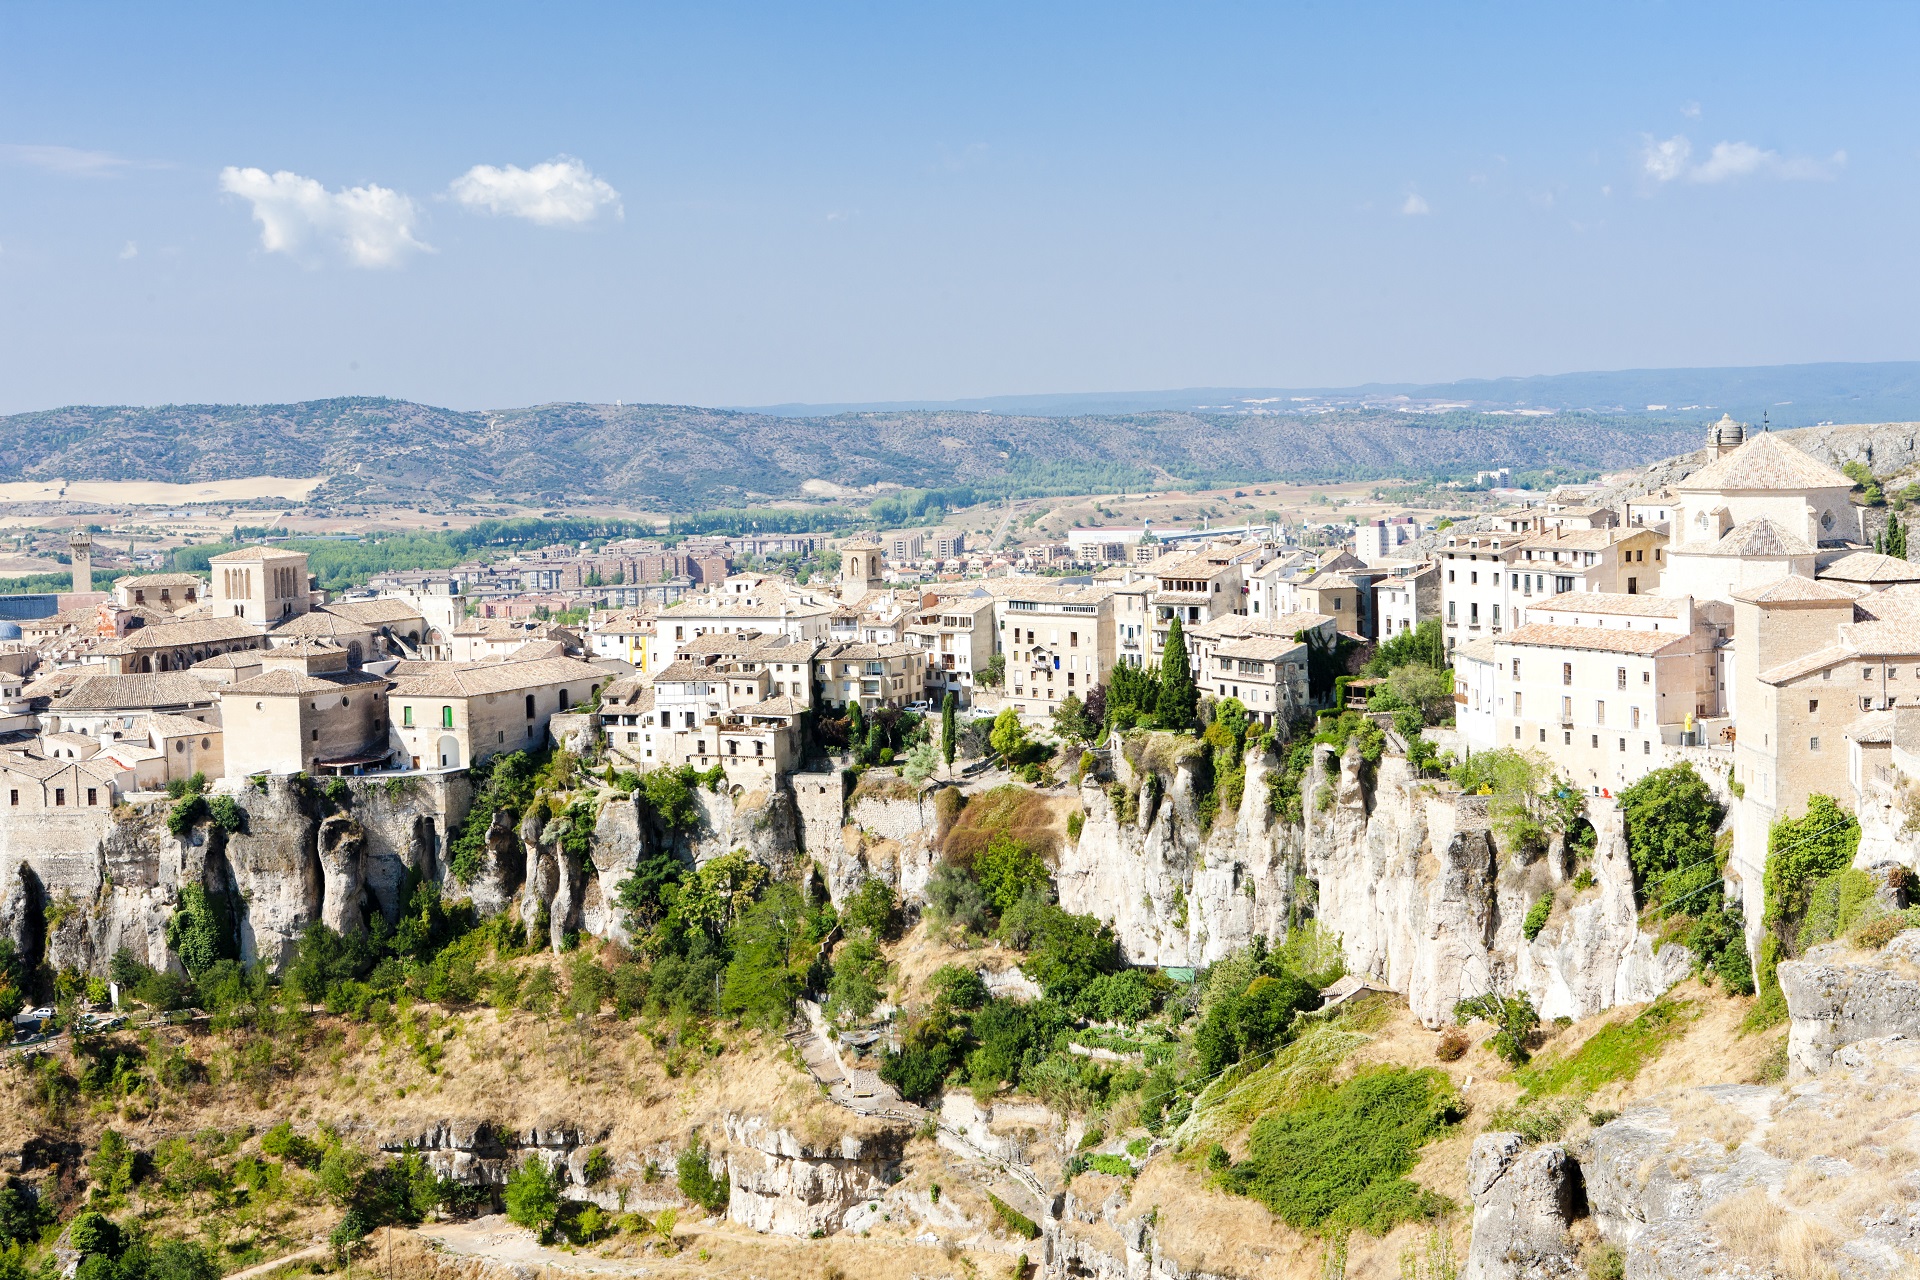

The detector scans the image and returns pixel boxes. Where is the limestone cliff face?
[722,1114,907,1237]
[0,774,469,980]
[1062,737,1689,1025]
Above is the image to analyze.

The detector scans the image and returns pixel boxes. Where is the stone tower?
[68,531,93,595]
[840,538,885,604]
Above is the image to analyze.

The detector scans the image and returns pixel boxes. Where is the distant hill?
[748,360,1920,426]
[0,398,1704,511]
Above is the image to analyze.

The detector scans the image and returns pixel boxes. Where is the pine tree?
[1157,615,1198,730]
[941,692,957,768]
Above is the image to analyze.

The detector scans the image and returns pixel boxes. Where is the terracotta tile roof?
[105,616,265,651]
[1212,636,1305,662]
[1848,710,1896,745]
[1496,623,1686,656]
[1694,517,1816,558]
[113,573,206,589]
[50,673,217,711]
[224,669,386,697]
[388,656,603,699]
[1729,575,1864,605]
[1758,643,1856,685]
[1677,432,1856,493]
[1818,551,1920,584]
[320,599,424,626]
[1453,637,1499,664]
[1532,592,1688,617]
[209,545,308,562]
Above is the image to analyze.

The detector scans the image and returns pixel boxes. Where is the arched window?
[525,693,536,719]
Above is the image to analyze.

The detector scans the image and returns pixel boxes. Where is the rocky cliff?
[1059,736,1690,1025]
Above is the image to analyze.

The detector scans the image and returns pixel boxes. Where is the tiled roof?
[1729,575,1864,606]
[272,611,368,638]
[1453,637,1499,665]
[1531,592,1687,617]
[113,573,205,589]
[50,673,216,711]
[1758,643,1855,685]
[1678,432,1856,493]
[209,545,308,562]
[1496,623,1685,656]
[388,656,604,699]
[321,599,424,625]
[1212,636,1305,662]
[1517,529,1625,552]
[224,669,386,697]
[190,652,262,670]
[148,712,218,737]
[1696,517,1816,558]
[1848,710,1895,745]
[1818,551,1920,584]
[107,616,265,651]
[735,695,810,716]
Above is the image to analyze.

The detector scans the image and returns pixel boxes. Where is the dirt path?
[225,1243,329,1280]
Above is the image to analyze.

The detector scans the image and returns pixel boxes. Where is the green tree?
[1157,615,1197,729]
[974,835,1050,915]
[990,707,1029,762]
[1364,619,1448,675]
[1617,763,1723,901]
[1052,692,1093,745]
[504,1157,561,1241]
[1759,794,1862,993]
[941,692,958,768]
[720,883,812,1029]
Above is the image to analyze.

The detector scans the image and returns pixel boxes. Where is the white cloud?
[0,143,133,176]
[1401,193,1430,216]
[1681,100,1702,119]
[219,167,430,267]
[447,155,621,225]
[1642,135,1692,182]
[119,241,138,260]
[1642,134,1845,185]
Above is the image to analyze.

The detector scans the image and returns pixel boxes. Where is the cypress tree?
[941,692,957,767]
[1158,614,1198,729]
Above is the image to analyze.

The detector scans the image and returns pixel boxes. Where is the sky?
[0,2,1915,413]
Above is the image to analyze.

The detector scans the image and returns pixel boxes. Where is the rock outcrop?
[722,1114,907,1237]
[1778,931,1920,1075]
[1463,1133,1580,1280]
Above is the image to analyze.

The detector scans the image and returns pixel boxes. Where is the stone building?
[387,655,606,771]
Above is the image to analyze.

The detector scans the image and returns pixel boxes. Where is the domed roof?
[1708,413,1746,447]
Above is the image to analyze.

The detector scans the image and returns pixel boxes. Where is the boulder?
[1463,1133,1580,1280]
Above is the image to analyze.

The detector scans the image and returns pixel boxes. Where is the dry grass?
[940,784,1067,866]
[1671,1095,1755,1153]
[1707,1188,1842,1280]
[887,920,1027,1007]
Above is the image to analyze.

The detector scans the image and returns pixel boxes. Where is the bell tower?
[840,538,885,603]
[68,531,93,595]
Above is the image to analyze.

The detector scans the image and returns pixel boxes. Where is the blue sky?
[0,2,1913,412]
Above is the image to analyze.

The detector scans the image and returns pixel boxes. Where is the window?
[1809,699,1819,712]
[55,788,65,807]
[1631,706,1641,728]
[1470,572,1478,585]
[1591,735,1599,748]
[1470,603,1480,625]
[1539,728,1547,742]
[1616,667,1627,690]
[1644,740,1651,754]
[1491,604,1501,627]
[1619,738,1626,751]
[403,706,413,727]
[312,729,319,741]
[1642,671,1650,683]
[1511,658,1520,679]
[1448,569,1455,582]
[1514,693,1523,714]
[1448,602,1457,622]
[1810,736,1821,751]
[1865,667,1875,681]
[1596,701,1605,725]
[1562,662,1573,686]
[441,705,454,728]
[1514,726,1521,740]
[1561,696,1572,720]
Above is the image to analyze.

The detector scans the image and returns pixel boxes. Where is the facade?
[906,593,996,705]
[1201,634,1310,725]
[113,574,204,612]
[387,655,606,770]
[1375,563,1441,639]
[210,547,314,624]
[220,659,392,776]
[992,582,1116,719]
[1452,637,1499,752]
[810,642,923,713]
[1493,622,1707,793]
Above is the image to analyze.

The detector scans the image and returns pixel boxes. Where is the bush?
[582,1145,613,1185]
[260,1121,323,1168]
[677,1142,730,1213]
[985,1191,1040,1240]
[1013,904,1120,1007]
[1852,914,1907,950]
[1435,1028,1470,1062]
[925,864,992,938]
[1221,1067,1461,1234]
[1454,991,1540,1067]
[1522,897,1552,943]
[206,795,244,834]
[842,877,903,941]
[975,834,1050,915]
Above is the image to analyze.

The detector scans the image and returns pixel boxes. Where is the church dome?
[1708,413,1745,448]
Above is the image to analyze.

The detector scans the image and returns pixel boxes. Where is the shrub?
[1086,1154,1133,1178]
[1522,897,1552,943]
[1853,914,1906,949]
[976,834,1050,915]
[1435,1028,1470,1062]
[582,1145,613,1185]
[261,1121,323,1168]
[925,864,992,938]
[1454,991,1540,1067]
[1221,1067,1461,1234]
[677,1142,730,1213]
[1486,1095,1587,1144]
[842,877,903,941]
[1067,810,1084,842]
[206,795,244,834]
[1586,1243,1625,1280]
[1514,999,1691,1097]
[986,1191,1040,1240]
